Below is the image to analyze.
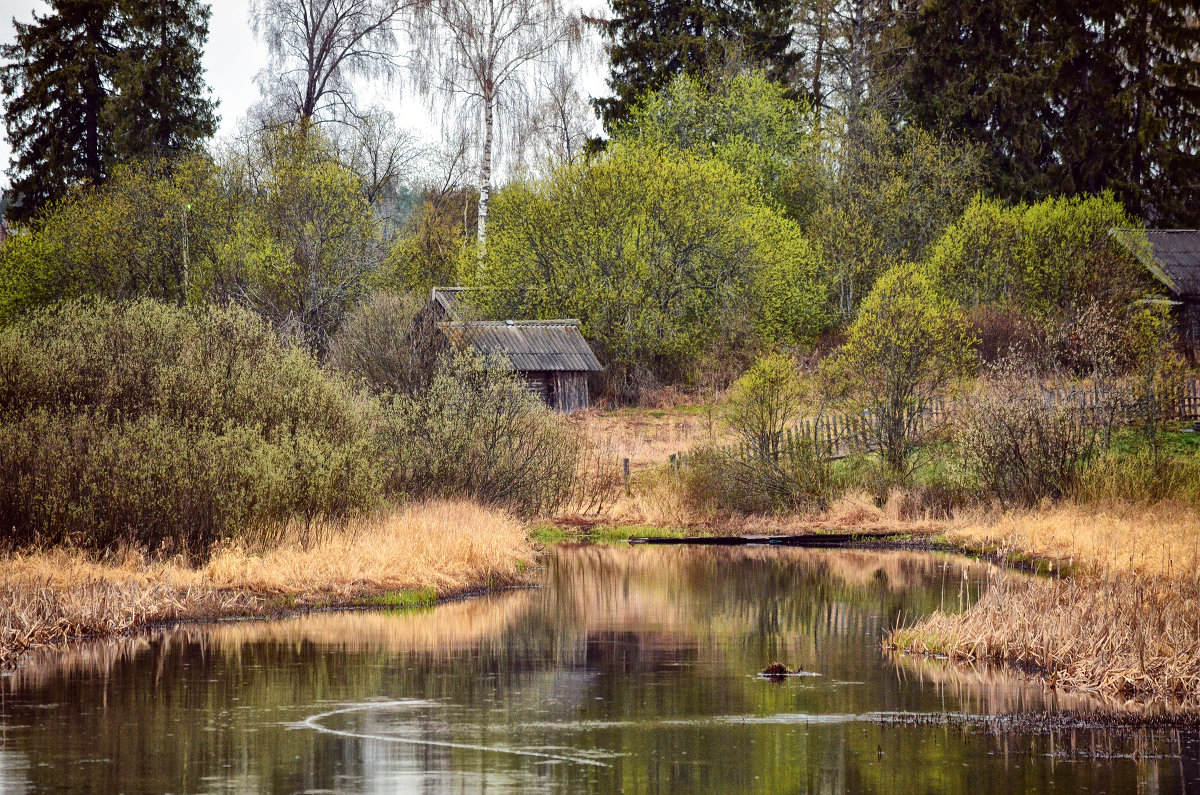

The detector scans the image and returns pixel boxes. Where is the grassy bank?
[887,502,1200,708]
[0,500,536,667]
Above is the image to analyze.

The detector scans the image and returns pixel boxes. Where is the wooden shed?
[1114,229,1200,361]
[428,289,602,412]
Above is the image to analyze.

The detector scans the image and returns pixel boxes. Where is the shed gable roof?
[444,320,603,372]
[1114,229,1200,297]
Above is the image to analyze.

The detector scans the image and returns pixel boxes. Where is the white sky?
[0,0,608,190]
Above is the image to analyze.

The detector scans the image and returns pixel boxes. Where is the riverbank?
[886,500,1200,709]
[0,500,536,667]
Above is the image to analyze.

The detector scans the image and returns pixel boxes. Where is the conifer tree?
[1,0,122,222]
[1,0,218,222]
[903,0,1200,226]
[108,0,218,160]
[594,0,800,134]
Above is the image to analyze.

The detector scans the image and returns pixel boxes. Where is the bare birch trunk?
[477,90,494,270]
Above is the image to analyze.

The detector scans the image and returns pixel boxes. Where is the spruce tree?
[903,0,1200,226]
[1,1,122,222]
[1,0,218,222]
[594,0,801,134]
[108,0,218,160]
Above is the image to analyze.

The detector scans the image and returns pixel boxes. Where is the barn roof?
[444,320,603,372]
[1113,229,1200,297]
[430,287,468,317]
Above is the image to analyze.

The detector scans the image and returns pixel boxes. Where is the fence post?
[623,457,631,496]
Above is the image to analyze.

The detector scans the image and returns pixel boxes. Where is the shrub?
[0,299,380,554]
[326,291,447,396]
[822,263,978,477]
[379,351,580,516]
[722,353,804,457]
[471,142,827,401]
[957,366,1101,506]
[682,436,834,516]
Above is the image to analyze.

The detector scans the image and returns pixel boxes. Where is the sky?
[0,1,607,190]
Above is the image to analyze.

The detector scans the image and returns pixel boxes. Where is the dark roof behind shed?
[430,287,468,317]
[446,320,602,372]
[1115,229,1200,297]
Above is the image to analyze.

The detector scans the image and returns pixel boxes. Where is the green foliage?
[377,188,476,295]
[722,353,803,456]
[1076,444,1200,506]
[367,587,438,609]
[0,0,217,222]
[378,351,580,516]
[222,124,385,353]
[903,0,1200,225]
[0,299,380,554]
[808,113,983,318]
[0,154,232,322]
[1122,305,1192,462]
[823,264,978,476]
[927,193,1148,315]
[472,143,827,399]
[106,0,218,161]
[616,71,820,216]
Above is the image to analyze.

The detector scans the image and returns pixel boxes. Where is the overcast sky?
[0,1,607,190]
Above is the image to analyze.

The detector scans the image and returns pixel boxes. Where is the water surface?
[1,544,1196,793]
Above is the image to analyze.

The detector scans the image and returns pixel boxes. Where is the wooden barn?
[1115,229,1200,362]
[428,288,602,412]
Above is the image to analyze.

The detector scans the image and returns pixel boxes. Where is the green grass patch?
[365,586,437,609]
[529,523,688,545]
[589,524,688,542]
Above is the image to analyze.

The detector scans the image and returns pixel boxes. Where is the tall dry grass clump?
[890,503,1200,707]
[204,499,535,596]
[0,500,534,666]
[887,571,1200,708]
[0,299,380,554]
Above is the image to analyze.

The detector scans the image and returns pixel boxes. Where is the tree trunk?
[477,89,494,269]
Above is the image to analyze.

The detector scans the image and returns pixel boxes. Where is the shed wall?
[551,371,590,413]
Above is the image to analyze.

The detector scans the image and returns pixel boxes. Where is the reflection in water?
[0,545,1196,793]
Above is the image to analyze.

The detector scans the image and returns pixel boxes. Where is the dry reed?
[889,500,1200,708]
[0,500,535,667]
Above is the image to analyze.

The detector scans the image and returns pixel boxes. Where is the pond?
[0,544,1196,793]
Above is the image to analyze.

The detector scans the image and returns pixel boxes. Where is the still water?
[0,544,1196,793]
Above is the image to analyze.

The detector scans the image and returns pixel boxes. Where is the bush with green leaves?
[471,142,827,400]
[0,154,233,323]
[807,112,983,319]
[0,299,380,554]
[822,263,978,477]
[378,351,580,516]
[722,353,804,456]
[615,70,821,218]
[926,193,1149,316]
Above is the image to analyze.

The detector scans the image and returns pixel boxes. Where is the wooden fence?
[666,378,1200,470]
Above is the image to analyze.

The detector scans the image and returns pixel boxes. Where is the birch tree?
[251,0,409,123]
[409,0,584,257]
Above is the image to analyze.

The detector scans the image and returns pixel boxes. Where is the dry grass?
[576,405,729,473]
[0,500,535,667]
[889,500,1200,709]
[887,570,1200,709]
[945,500,1200,576]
